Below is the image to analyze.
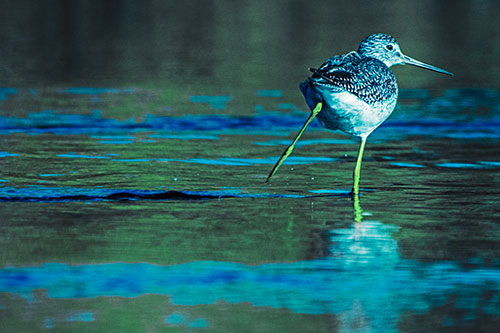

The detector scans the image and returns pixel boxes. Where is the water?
[0,86,499,332]
[1,1,500,332]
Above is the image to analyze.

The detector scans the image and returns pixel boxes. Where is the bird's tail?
[299,78,322,112]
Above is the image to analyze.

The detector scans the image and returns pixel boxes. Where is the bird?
[265,33,453,195]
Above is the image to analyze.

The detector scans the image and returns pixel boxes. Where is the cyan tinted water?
[2,1,500,331]
[0,86,499,332]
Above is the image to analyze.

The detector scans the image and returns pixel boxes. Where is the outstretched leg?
[266,102,322,182]
[351,137,366,196]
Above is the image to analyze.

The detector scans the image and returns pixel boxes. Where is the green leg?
[351,137,366,196]
[265,102,322,183]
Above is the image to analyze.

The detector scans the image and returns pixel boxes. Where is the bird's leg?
[266,102,323,182]
[351,137,366,196]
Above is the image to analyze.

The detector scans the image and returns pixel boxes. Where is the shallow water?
[2,1,500,330]
[0,86,499,331]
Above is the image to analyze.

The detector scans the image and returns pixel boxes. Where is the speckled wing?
[299,51,399,137]
[310,52,398,106]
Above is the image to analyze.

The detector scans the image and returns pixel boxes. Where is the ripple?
[57,153,111,159]
[0,186,312,202]
[389,162,425,168]
[254,138,354,146]
[148,133,219,140]
[0,152,18,158]
[109,156,338,166]
[435,163,492,169]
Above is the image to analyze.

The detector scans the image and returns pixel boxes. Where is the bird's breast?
[315,89,398,138]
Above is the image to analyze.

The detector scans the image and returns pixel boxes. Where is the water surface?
[1,87,499,332]
[1,1,500,331]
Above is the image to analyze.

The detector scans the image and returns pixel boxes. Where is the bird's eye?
[386,44,394,51]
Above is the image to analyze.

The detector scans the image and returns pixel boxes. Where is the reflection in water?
[353,194,363,223]
[1,1,499,330]
[1,220,499,331]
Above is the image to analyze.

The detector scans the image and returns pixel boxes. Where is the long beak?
[402,54,453,76]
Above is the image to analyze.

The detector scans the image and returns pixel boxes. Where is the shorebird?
[266,33,452,195]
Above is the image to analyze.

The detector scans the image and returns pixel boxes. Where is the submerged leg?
[265,102,322,183]
[351,137,367,196]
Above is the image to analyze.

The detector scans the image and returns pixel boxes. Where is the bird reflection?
[353,194,363,223]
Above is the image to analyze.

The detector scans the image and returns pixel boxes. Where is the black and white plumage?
[266,33,452,191]
[300,33,452,138]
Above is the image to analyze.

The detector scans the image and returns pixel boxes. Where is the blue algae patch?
[0,152,18,157]
[66,312,94,322]
[258,90,283,97]
[165,312,186,325]
[254,139,354,147]
[44,318,54,329]
[389,162,425,168]
[188,318,209,329]
[190,95,231,110]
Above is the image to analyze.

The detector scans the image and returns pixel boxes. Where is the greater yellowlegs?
[266,33,453,195]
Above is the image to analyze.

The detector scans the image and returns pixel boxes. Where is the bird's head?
[358,33,453,75]
[358,33,403,67]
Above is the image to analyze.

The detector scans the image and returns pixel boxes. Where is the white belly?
[316,90,397,138]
